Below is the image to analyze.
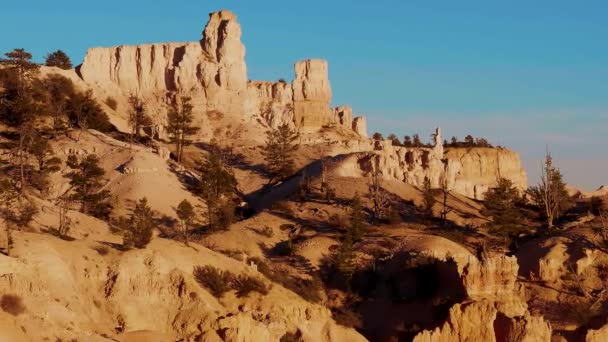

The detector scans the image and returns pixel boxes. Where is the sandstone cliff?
[330,128,527,199]
[78,10,366,139]
[414,255,551,342]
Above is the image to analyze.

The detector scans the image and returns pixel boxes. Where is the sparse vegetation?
[193,265,269,298]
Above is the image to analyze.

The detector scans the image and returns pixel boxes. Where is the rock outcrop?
[330,128,527,199]
[292,59,333,131]
[414,255,551,342]
[78,10,366,138]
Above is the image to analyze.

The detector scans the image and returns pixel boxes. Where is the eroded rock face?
[293,59,333,131]
[462,255,526,317]
[587,323,608,342]
[413,301,498,342]
[78,11,366,138]
[331,128,527,199]
[414,255,551,342]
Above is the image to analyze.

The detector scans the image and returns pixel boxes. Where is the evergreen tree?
[175,199,195,245]
[412,134,421,147]
[387,133,400,146]
[421,176,435,219]
[526,151,572,228]
[0,49,42,190]
[196,151,237,230]
[335,231,356,286]
[372,132,384,141]
[403,135,412,147]
[483,178,522,226]
[261,124,299,183]
[122,197,154,249]
[44,50,72,70]
[27,134,61,192]
[127,95,152,141]
[167,96,199,162]
[348,194,365,242]
[464,134,475,147]
[450,136,458,146]
[64,153,112,219]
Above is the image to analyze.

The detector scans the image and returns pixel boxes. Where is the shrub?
[218,249,245,261]
[247,257,322,303]
[105,97,118,111]
[233,275,270,297]
[193,265,233,298]
[0,294,25,316]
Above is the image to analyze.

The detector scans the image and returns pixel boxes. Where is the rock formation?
[414,254,551,342]
[331,128,527,199]
[78,10,367,138]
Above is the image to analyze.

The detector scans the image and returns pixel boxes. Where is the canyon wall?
[78,10,366,138]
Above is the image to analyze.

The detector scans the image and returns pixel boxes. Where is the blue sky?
[2,0,607,190]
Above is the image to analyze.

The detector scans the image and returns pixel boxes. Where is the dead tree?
[368,170,390,223]
[439,172,453,225]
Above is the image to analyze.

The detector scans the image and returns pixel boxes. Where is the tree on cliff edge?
[261,124,299,183]
[44,50,72,70]
[167,96,199,162]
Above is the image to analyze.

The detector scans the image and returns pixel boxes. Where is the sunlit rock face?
[78,11,366,138]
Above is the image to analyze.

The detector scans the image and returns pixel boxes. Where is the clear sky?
[2,0,607,190]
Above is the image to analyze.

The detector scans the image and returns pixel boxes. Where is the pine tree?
[167,96,199,162]
[196,151,237,230]
[335,232,356,286]
[412,134,421,147]
[526,151,572,228]
[387,133,400,146]
[27,134,61,192]
[483,178,522,226]
[64,153,112,219]
[44,50,72,70]
[122,198,154,249]
[349,194,365,242]
[403,135,412,147]
[261,124,299,183]
[0,49,41,190]
[175,199,195,245]
[450,136,458,146]
[464,134,475,147]
[372,132,384,141]
[127,95,152,141]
